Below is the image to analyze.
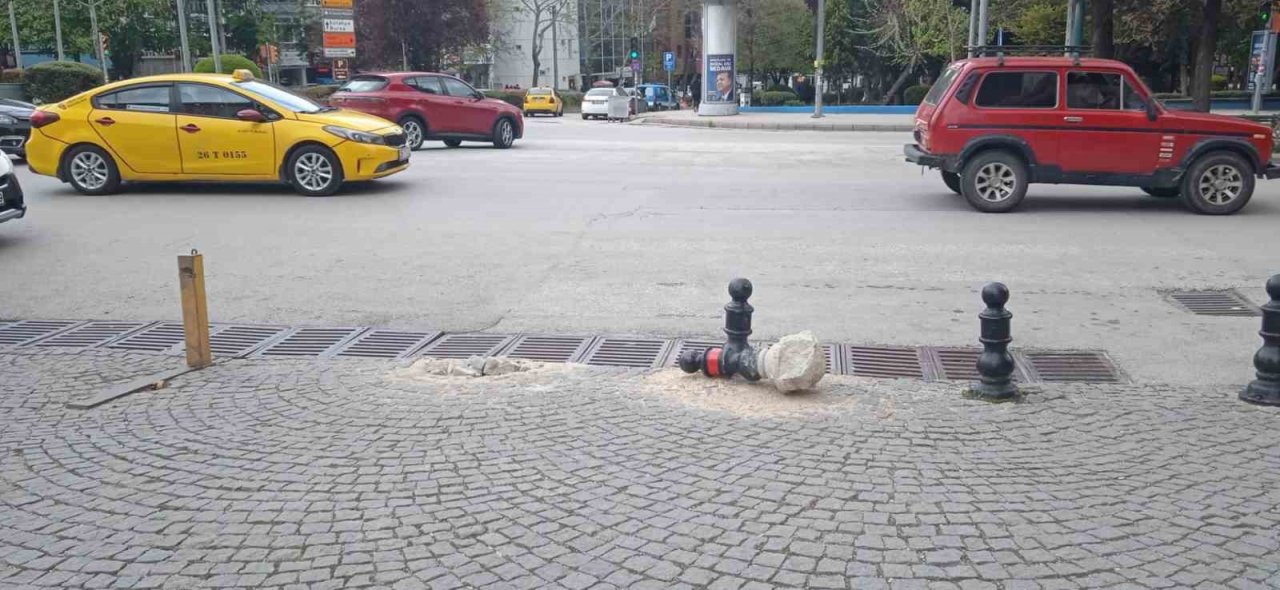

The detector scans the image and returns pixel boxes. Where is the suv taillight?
[30,110,60,128]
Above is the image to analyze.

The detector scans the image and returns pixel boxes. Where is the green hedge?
[23,61,104,104]
[299,84,340,103]
[903,84,930,105]
[758,90,798,106]
[556,90,582,112]
[193,54,263,78]
[765,84,795,94]
[483,89,524,108]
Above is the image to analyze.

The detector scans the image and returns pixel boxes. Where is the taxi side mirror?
[237,109,266,123]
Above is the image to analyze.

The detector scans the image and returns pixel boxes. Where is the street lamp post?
[176,0,192,71]
[206,0,221,72]
[813,0,825,118]
[85,0,108,81]
[8,1,20,69]
[53,0,65,61]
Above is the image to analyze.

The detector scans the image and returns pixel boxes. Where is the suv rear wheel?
[1181,151,1254,215]
[960,150,1028,213]
[941,171,961,195]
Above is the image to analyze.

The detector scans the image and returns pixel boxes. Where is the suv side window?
[974,72,1058,109]
[441,77,477,98]
[95,85,173,113]
[1067,72,1144,110]
[410,76,442,95]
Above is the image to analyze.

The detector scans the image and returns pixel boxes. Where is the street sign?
[1249,30,1276,92]
[663,51,675,72]
[321,0,352,7]
[323,18,354,33]
[323,47,356,58]
[631,59,641,72]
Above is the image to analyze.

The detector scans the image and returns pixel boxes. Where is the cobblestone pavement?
[1,348,1279,590]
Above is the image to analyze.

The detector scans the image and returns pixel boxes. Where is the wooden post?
[178,250,211,369]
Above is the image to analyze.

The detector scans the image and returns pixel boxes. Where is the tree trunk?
[881,59,916,105]
[1191,0,1221,112]
[1090,0,1114,59]
[531,13,543,87]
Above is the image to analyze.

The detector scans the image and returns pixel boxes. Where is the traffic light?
[629,37,639,60]
[1264,0,1273,24]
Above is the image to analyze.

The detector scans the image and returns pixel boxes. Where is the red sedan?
[330,72,524,151]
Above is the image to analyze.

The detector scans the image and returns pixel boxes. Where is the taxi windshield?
[234,80,330,113]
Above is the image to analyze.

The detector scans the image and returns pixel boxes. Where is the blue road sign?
[663,51,675,72]
[631,58,641,72]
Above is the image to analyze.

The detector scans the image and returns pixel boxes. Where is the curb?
[634,115,914,133]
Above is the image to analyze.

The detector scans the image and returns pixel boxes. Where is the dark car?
[636,84,679,111]
[329,73,524,151]
[0,98,34,158]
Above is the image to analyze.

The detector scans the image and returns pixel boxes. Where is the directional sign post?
[322,0,356,61]
[663,51,675,88]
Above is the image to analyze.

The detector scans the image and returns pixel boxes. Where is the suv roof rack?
[968,45,1092,66]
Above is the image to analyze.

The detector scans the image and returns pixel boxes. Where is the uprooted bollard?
[678,278,825,392]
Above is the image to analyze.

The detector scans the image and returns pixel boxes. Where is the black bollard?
[679,278,762,381]
[972,282,1018,400]
[1241,275,1280,406]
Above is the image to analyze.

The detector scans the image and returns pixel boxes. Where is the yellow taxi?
[522,87,563,117]
[26,69,409,196]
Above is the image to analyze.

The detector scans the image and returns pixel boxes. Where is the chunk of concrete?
[760,331,825,392]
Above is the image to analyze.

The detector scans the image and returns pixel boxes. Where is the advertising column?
[698,0,738,116]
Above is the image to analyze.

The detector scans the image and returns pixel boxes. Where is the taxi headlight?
[323,125,386,145]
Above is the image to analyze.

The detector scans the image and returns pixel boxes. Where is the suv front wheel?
[1181,151,1254,215]
[960,150,1028,213]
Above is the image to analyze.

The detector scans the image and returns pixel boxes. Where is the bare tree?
[518,0,574,86]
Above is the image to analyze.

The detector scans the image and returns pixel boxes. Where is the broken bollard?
[971,282,1018,400]
[678,278,825,392]
[1241,274,1280,406]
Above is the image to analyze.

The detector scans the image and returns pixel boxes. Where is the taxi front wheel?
[286,145,344,197]
[64,145,121,195]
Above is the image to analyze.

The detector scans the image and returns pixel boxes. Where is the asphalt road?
[3,115,1279,386]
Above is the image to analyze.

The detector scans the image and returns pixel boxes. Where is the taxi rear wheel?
[286,145,344,197]
[64,145,120,195]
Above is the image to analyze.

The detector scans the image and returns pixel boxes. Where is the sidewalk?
[1,346,1278,589]
[636,109,916,132]
[637,107,1280,133]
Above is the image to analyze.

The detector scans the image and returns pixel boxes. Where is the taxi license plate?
[399,146,411,161]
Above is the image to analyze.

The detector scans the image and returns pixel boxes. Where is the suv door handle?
[180,123,201,133]
[94,117,115,126]
[1063,116,1084,123]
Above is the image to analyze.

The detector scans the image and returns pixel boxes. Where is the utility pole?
[552,4,559,88]
[976,0,989,53]
[8,1,20,69]
[176,0,192,71]
[206,0,221,72]
[967,0,978,57]
[86,0,107,81]
[53,0,65,61]
[813,0,825,117]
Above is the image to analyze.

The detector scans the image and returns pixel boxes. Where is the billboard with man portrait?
[705,54,735,103]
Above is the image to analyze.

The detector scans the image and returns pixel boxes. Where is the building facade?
[490,3,582,90]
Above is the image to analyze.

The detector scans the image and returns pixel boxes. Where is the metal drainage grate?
[106,322,187,353]
[0,320,83,346]
[209,325,292,358]
[582,338,673,368]
[1022,351,1122,383]
[927,347,1032,382]
[334,331,440,359]
[418,334,515,359]
[663,339,725,366]
[1167,290,1260,317]
[846,346,926,379]
[31,321,150,349]
[822,344,843,375]
[254,327,366,358]
[502,335,594,363]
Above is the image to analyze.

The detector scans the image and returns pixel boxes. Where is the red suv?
[330,72,523,151]
[906,57,1280,214]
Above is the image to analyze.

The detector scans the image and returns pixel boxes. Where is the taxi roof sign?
[232,69,256,82]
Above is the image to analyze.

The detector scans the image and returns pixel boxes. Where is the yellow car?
[522,88,563,117]
[26,69,410,196]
